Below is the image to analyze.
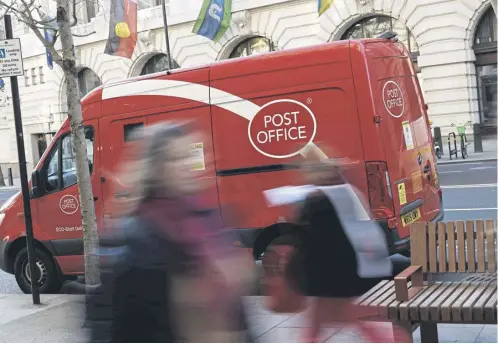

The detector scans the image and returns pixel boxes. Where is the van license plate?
[401,208,421,227]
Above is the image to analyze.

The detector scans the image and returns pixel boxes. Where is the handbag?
[261,242,306,313]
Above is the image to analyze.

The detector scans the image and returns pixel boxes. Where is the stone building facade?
[0,0,496,176]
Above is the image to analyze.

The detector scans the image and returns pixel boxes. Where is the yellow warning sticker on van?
[412,171,423,194]
[398,182,407,205]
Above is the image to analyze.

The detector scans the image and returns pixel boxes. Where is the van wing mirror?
[30,170,44,198]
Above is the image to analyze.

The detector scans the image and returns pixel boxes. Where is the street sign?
[0,39,24,78]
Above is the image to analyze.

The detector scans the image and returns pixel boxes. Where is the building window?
[85,0,96,22]
[138,0,163,9]
[39,67,45,84]
[31,68,37,85]
[474,7,497,128]
[24,70,29,87]
[140,54,179,75]
[229,37,275,59]
[341,16,419,62]
[77,68,101,100]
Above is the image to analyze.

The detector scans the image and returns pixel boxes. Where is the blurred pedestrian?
[263,145,408,342]
[85,122,254,343]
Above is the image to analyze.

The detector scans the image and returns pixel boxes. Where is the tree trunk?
[0,166,5,186]
[56,0,100,286]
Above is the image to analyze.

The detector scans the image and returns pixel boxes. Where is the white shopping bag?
[264,184,392,278]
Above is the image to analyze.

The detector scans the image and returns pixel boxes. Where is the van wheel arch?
[252,223,301,260]
[6,238,59,275]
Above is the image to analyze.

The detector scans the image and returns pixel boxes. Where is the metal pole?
[4,14,40,305]
[161,0,173,70]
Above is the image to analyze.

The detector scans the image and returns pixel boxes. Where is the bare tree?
[0,0,100,286]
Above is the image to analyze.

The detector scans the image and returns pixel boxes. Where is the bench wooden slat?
[476,220,486,272]
[462,282,491,322]
[357,281,395,307]
[408,281,444,321]
[428,223,437,272]
[485,220,496,273]
[438,222,447,272]
[440,283,472,322]
[411,223,427,272]
[484,289,497,322]
[447,222,457,272]
[472,284,496,321]
[354,279,389,305]
[466,221,476,272]
[379,282,412,319]
[418,282,452,321]
[457,222,466,273]
[451,282,481,322]
[399,284,438,321]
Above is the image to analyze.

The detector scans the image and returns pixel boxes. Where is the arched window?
[77,68,101,100]
[474,7,497,128]
[229,37,275,59]
[342,16,419,61]
[140,54,179,75]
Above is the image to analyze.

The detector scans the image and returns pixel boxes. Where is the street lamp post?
[161,0,173,71]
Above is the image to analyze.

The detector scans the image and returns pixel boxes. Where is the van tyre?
[14,248,63,294]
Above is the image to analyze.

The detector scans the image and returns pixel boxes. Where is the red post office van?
[0,36,443,293]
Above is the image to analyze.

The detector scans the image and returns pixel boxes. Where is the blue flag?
[44,29,55,70]
[192,0,232,43]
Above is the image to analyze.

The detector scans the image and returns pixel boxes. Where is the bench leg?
[392,321,413,343]
[420,322,438,343]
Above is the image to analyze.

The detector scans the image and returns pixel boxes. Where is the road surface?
[0,160,496,293]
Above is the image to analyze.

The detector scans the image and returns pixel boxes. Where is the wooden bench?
[356,220,497,342]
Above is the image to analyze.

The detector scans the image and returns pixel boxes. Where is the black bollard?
[434,126,443,155]
[473,123,483,153]
[7,168,13,186]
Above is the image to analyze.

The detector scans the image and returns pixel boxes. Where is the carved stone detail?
[356,0,374,14]
[139,30,158,51]
[232,10,252,35]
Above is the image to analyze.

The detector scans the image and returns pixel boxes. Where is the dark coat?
[287,191,389,298]
[85,215,252,343]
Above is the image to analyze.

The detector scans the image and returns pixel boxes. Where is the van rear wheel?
[14,248,63,294]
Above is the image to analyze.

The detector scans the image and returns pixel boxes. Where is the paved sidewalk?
[437,136,497,165]
[0,294,496,343]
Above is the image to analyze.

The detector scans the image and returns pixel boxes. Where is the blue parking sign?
[0,49,5,58]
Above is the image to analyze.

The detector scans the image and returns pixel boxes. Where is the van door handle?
[93,197,99,201]
[114,192,131,200]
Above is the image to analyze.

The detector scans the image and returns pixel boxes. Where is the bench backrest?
[410,220,497,273]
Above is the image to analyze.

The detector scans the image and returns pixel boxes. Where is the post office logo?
[59,195,79,215]
[248,99,317,159]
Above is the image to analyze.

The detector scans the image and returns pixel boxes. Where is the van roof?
[81,37,404,106]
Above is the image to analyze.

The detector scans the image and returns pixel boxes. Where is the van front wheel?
[13,248,63,294]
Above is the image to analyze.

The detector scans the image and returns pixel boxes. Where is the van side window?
[42,127,95,193]
[124,123,144,142]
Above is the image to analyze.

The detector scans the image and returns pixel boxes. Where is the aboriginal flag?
[104,0,138,58]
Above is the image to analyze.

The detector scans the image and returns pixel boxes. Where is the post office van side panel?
[349,42,387,162]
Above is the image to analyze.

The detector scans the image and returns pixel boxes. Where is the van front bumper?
[0,239,10,273]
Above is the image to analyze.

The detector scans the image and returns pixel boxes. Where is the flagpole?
[161,0,173,70]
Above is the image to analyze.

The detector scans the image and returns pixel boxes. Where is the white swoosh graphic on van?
[101,79,328,159]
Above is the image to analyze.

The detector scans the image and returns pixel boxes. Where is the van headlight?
[0,191,20,213]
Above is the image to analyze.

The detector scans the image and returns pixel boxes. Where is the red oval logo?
[248,99,317,158]
[382,81,405,118]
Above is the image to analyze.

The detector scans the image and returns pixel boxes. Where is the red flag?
[104,0,138,59]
